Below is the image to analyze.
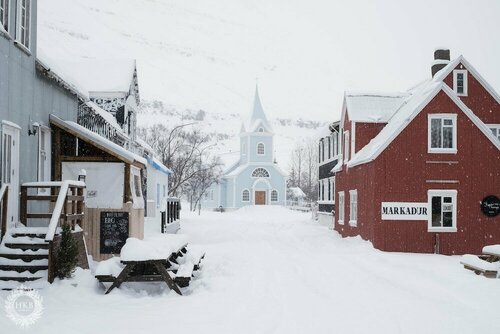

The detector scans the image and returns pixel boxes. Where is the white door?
[2,122,20,225]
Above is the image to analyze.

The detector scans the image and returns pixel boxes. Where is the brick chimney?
[431,49,450,77]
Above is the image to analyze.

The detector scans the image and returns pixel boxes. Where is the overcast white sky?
[40,0,500,122]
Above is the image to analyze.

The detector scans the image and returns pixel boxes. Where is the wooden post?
[48,241,55,283]
[0,189,8,241]
[53,128,62,181]
[20,186,27,225]
[124,164,131,204]
[77,187,84,229]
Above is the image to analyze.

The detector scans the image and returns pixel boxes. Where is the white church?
[203,87,287,210]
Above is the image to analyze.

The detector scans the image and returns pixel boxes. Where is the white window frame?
[351,122,356,156]
[0,0,10,33]
[343,131,350,163]
[349,189,358,227]
[453,69,468,96]
[15,0,30,50]
[428,114,457,154]
[338,191,345,225]
[251,167,270,178]
[427,189,457,232]
[330,177,335,203]
[37,126,51,194]
[257,142,265,155]
[488,124,500,142]
[242,189,250,202]
[332,133,338,157]
[271,189,278,202]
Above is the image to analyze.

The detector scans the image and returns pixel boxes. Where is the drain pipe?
[434,233,440,254]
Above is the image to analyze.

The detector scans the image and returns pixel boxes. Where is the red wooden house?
[333,49,500,255]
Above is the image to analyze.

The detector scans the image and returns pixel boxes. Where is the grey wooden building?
[0,0,85,225]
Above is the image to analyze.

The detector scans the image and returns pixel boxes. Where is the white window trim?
[338,191,345,225]
[257,142,265,155]
[271,189,278,202]
[343,131,350,163]
[15,0,30,50]
[37,126,51,195]
[242,189,250,202]
[251,167,270,178]
[330,177,335,204]
[427,189,457,232]
[351,122,356,157]
[0,0,10,34]
[349,189,357,227]
[428,114,457,154]
[453,69,468,96]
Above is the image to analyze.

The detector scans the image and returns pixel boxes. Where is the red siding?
[354,122,386,153]
[443,62,500,124]
[335,90,500,255]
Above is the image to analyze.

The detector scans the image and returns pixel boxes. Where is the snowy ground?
[1,206,500,334]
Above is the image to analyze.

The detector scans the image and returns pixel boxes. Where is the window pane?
[443,126,453,148]
[443,211,453,227]
[134,175,141,197]
[431,118,442,148]
[431,196,441,227]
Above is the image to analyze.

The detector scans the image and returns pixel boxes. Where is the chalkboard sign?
[481,196,500,217]
[100,212,129,254]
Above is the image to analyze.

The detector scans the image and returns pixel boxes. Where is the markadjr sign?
[381,202,428,220]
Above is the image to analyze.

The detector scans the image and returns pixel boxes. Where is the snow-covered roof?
[242,86,273,133]
[41,58,136,95]
[344,92,409,123]
[147,156,173,176]
[288,187,306,198]
[348,82,500,167]
[49,114,147,167]
[36,49,89,100]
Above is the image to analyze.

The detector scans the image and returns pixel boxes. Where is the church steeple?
[242,84,273,133]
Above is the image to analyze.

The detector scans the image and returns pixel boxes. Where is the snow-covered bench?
[461,245,500,278]
[95,235,204,294]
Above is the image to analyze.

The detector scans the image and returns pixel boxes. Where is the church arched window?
[257,143,265,155]
[271,190,278,202]
[242,189,250,202]
[252,168,270,178]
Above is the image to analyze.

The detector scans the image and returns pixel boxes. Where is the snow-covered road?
[1,206,499,333]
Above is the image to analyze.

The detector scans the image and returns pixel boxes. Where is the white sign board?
[381,202,428,220]
[62,162,125,209]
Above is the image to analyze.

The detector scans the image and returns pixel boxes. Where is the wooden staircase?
[0,180,85,289]
[0,228,49,289]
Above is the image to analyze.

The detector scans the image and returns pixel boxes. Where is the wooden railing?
[21,180,85,282]
[0,184,8,242]
[161,197,181,234]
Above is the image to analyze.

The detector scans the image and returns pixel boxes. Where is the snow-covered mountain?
[138,101,324,168]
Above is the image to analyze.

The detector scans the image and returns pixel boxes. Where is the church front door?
[255,191,266,205]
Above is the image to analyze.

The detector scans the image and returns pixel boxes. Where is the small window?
[343,131,350,162]
[453,70,468,96]
[428,190,457,232]
[258,127,264,133]
[327,137,331,159]
[428,114,457,153]
[252,167,269,178]
[488,125,500,142]
[349,190,358,226]
[331,178,335,203]
[163,185,166,197]
[332,134,338,157]
[134,175,142,197]
[0,0,10,32]
[242,189,250,202]
[271,190,278,202]
[327,179,331,201]
[338,192,345,224]
[257,143,265,155]
[16,0,31,49]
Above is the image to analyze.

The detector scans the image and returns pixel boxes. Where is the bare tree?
[138,124,222,199]
[288,138,318,202]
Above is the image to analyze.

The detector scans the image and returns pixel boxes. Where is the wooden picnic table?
[103,259,183,295]
[95,242,205,294]
[461,244,500,278]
